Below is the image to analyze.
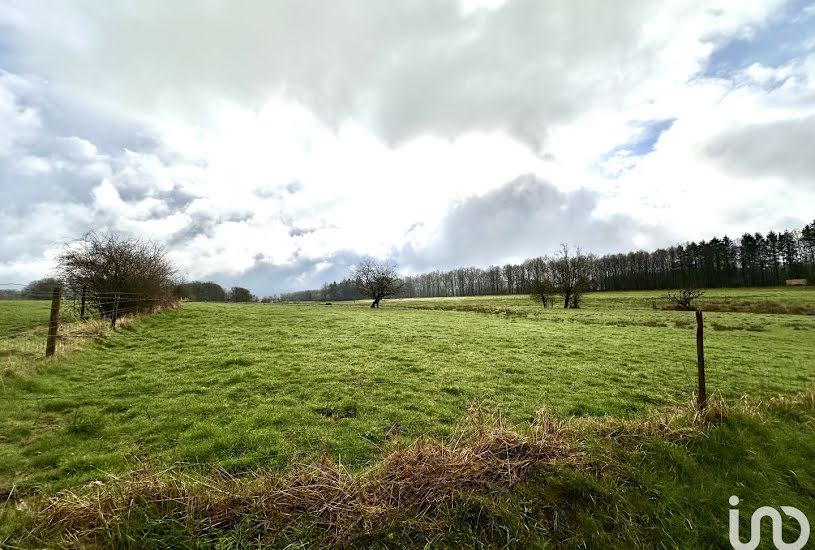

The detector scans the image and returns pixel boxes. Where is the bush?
[58,232,178,317]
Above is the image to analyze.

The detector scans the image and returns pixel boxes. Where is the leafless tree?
[663,288,705,311]
[351,259,404,308]
[58,232,177,317]
[529,278,555,307]
[548,245,592,308]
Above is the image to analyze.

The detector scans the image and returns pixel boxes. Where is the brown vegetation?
[24,395,776,547]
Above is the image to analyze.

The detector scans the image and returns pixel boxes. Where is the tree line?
[282,219,815,303]
[174,281,265,303]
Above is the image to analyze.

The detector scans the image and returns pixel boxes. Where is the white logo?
[729,496,810,550]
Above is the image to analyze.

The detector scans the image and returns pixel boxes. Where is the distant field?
[390,286,815,313]
[1,287,813,494]
[0,300,50,336]
[0,300,89,376]
[0,300,52,375]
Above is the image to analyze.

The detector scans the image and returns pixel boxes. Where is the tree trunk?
[563,293,571,308]
[370,297,380,308]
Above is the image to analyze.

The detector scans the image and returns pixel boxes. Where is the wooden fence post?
[79,285,86,320]
[111,293,120,330]
[696,310,707,410]
[45,286,61,357]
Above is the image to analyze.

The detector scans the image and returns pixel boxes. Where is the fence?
[0,283,169,359]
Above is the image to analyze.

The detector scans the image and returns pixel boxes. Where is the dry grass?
[3,389,810,547]
[37,406,577,544]
[23,397,763,546]
[2,310,150,379]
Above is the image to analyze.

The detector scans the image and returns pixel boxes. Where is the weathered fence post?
[696,310,707,410]
[79,285,87,320]
[111,293,120,330]
[45,286,61,357]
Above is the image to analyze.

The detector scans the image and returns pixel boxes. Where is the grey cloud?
[254,180,302,201]
[4,0,668,149]
[1,70,158,157]
[168,211,255,245]
[704,116,815,187]
[0,70,178,212]
[399,175,673,271]
[207,250,365,295]
[288,226,317,237]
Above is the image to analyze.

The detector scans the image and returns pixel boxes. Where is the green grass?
[0,300,52,379]
[0,300,50,336]
[0,288,813,497]
[390,285,815,313]
[0,300,106,379]
[3,396,814,548]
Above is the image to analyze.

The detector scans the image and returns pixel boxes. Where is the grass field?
[1,288,814,489]
[1,288,814,546]
[0,300,50,338]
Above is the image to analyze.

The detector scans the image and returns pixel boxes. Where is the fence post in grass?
[111,293,120,330]
[79,285,87,320]
[45,286,61,358]
[695,310,707,410]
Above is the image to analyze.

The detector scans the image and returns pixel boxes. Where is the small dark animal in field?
[324,302,333,306]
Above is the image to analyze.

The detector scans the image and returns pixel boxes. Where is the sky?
[1,0,814,295]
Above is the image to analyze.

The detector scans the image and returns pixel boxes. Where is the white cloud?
[0,0,813,293]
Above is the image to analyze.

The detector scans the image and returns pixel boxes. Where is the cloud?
[399,175,672,271]
[2,1,814,295]
[1,0,786,149]
[704,116,815,187]
[206,250,366,296]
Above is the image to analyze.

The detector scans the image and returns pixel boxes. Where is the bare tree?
[548,245,592,308]
[529,278,555,307]
[663,289,705,311]
[352,260,404,308]
[58,232,177,317]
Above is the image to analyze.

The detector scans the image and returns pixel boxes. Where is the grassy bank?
[2,393,813,548]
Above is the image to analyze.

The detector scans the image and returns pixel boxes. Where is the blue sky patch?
[593,118,676,177]
[705,0,815,77]
[613,118,676,157]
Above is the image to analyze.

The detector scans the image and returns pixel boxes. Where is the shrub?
[58,232,178,317]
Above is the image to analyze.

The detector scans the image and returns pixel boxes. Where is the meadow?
[1,288,814,489]
[1,288,814,547]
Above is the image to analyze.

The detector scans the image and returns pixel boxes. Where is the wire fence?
[0,283,175,363]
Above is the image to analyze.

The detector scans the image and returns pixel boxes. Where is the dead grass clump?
[37,406,578,545]
[32,393,815,546]
[763,388,815,415]
[573,394,732,450]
